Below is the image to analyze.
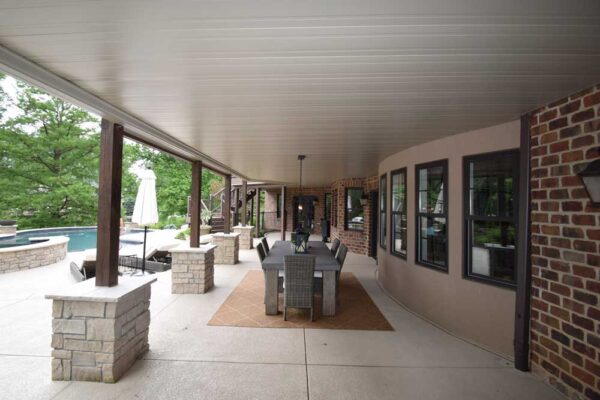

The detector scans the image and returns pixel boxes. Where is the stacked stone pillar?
[46,276,156,383]
[233,225,254,250]
[170,244,216,294]
[211,232,240,264]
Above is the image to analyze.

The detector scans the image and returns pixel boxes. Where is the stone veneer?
[0,236,68,274]
[170,244,216,294]
[211,232,240,264]
[233,225,254,249]
[46,276,156,383]
[528,84,600,400]
[0,225,17,236]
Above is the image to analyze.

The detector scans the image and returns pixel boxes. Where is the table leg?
[322,270,336,316]
[265,269,279,315]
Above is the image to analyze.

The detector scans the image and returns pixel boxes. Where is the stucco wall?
[377,119,520,358]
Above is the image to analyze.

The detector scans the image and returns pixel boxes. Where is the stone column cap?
[233,225,254,230]
[213,232,241,238]
[45,275,156,303]
[170,243,217,253]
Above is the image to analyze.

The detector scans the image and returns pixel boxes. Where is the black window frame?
[415,159,449,272]
[390,167,407,259]
[344,187,365,231]
[463,149,520,289]
[379,174,387,249]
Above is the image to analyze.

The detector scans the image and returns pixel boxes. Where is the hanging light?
[298,155,306,211]
[578,159,600,206]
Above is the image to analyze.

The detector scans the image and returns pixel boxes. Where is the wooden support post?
[190,161,202,248]
[233,188,240,226]
[514,113,532,371]
[223,175,232,234]
[96,119,124,287]
[280,186,286,241]
[241,180,248,226]
[255,188,261,237]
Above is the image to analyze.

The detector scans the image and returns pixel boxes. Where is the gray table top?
[261,241,340,271]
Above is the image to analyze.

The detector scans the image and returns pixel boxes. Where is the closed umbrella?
[132,169,159,273]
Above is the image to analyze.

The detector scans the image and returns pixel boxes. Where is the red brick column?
[529,85,600,400]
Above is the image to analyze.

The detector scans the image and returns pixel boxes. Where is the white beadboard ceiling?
[0,0,599,186]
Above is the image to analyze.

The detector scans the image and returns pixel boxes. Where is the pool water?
[15,228,145,252]
[0,236,49,249]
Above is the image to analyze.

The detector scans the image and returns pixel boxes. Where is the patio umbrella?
[132,169,159,274]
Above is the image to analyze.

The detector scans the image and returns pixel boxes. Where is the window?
[345,187,364,231]
[464,150,519,287]
[379,174,387,248]
[325,193,332,221]
[390,168,407,257]
[332,189,337,227]
[276,193,281,218]
[416,160,448,271]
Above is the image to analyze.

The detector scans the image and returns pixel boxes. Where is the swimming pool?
[15,227,145,252]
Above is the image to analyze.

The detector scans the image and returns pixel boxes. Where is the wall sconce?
[359,194,368,207]
[578,159,600,207]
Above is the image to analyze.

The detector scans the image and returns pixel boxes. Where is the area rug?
[208,270,393,330]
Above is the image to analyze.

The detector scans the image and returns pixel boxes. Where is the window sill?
[463,273,516,290]
[415,260,448,273]
[390,251,406,260]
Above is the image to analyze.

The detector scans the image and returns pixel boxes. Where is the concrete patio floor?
[0,233,563,400]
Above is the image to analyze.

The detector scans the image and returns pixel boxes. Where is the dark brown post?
[241,180,248,226]
[255,188,261,237]
[233,188,240,226]
[190,161,202,247]
[514,113,532,371]
[96,119,124,287]
[280,186,286,241]
[223,174,232,234]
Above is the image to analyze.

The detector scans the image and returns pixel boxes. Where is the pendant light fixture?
[298,155,306,211]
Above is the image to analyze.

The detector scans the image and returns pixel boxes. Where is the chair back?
[330,238,340,256]
[284,255,316,308]
[336,244,348,272]
[256,242,266,262]
[261,236,270,254]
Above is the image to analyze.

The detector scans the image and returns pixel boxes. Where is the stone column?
[170,244,216,294]
[45,276,156,383]
[233,225,254,250]
[211,232,240,264]
[0,224,17,236]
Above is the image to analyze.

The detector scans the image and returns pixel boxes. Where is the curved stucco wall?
[378,119,520,358]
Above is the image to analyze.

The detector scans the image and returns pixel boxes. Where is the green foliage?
[0,80,100,228]
[175,228,190,240]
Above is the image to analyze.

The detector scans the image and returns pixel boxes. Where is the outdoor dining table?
[261,240,340,316]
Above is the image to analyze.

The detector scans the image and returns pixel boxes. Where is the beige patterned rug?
[208,270,393,330]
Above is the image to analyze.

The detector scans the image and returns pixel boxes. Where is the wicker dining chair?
[334,244,348,304]
[258,242,284,303]
[330,238,340,256]
[283,255,316,321]
[260,236,270,254]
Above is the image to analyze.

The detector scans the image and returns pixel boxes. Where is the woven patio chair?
[283,255,316,321]
[330,238,340,256]
[258,242,284,303]
[261,236,270,254]
[313,243,348,296]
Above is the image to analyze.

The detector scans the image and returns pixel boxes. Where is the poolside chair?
[70,262,86,282]
[330,238,340,256]
[283,255,316,321]
[260,236,270,254]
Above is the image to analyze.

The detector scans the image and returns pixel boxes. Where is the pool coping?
[0,236,70,253]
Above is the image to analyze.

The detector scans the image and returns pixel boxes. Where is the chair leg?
[283,307,287,321]
[310,307,314,321]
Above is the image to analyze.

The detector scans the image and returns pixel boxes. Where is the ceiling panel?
[1,0,599,185]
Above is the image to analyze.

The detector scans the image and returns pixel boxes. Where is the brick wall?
[330,176,378,255]
[283,186,328,235]
[529,85,600,400]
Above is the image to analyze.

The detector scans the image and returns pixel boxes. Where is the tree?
[0,79,99,228]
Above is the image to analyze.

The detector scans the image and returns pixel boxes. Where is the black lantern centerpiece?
[292,155,310,253]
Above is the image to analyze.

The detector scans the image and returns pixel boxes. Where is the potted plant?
[200,209,213,236]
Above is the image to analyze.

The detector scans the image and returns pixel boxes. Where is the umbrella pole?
[142,226,147,274]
